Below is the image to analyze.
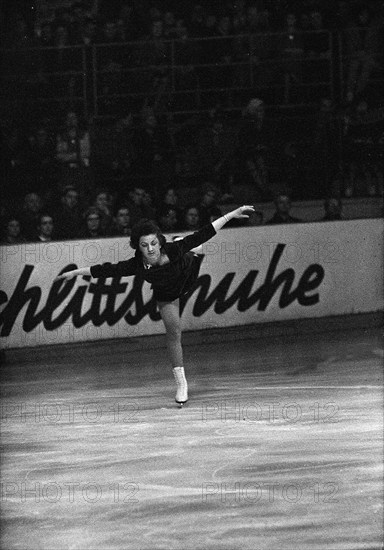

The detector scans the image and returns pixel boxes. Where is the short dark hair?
[130,219,166,250]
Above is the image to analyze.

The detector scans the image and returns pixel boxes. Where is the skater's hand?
[231,205,255,219]
[54,271,77,282]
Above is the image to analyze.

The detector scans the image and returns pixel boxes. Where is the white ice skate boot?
[173,367,188,407]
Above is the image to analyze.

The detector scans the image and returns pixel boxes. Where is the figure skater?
[55,205,255,407]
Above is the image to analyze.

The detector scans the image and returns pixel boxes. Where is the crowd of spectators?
[1,0,383,244]
[1,0,383,105]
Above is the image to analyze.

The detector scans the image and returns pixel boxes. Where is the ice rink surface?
[1,322,383,550]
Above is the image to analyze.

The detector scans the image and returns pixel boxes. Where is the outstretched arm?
[211,205,255,232]
[55,267,91,281]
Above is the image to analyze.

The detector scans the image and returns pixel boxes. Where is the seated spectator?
[53,185,82,240]
[92,188,114,234]
[109,204,132,237]
[278,12,304,104]
[344,6,382,104]
[26,125,57,200]
[250,210,264,226]
[125,185,157,226]
[182,204,201,231]
[55,110,93,200]
[157,204,179,233]
[232,149,270,202]
[195,110,238,184]
[159,186,183,227]
[132,107,172,186]
[1,122,30,204]
[35,213,55,242]
[322,197,343,221]
[96,19,124,98]
[238,98,278,189]
[1,215,26,245]
[78,207,105,239]
[92,111,136,186]
[266,193,303,224]
[342,99,382,197]
[131,18,170,96]
[198,183,222,225]
[142,189,157,220]
[18,192,44,241]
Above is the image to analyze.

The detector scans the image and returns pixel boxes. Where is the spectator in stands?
[311,97,339,197]
[93,188,114,234]
[132,17,170,97]
[237,3,275,90]
[69,1,89,44]
[173,18,200,98]
[53,185,82,240]
[142,189,157,221]
[157,205,179,233]
[96,19,124,99]
[39,21,53,45]
[182,205,201,231]
[18,192,43,241]
[163,11,177,39]
[93,110,136,186]
[237,98,277,194]
[133,107,172,185]
[117,3,145,41]
[26,125,57,201]
[78,16,97,46]
[35,213,55,242]
[322,197,343,221]
[49,23,79,101]
[55,110,93,200]
[304,9,331,85]
[343,98,382,197]
[344,6,382,103]
[198,184,222,225]
[232,0,247,34]
[109,204,132,237]
[189,4,207,38]
[159,186,183,228]
[266,193,303,224]
[78,206,105,239]
[281,141,308,200]
[212,14,234,87]
[1,215,26,245]
[195,109,238,185]
[278,12,304,103]
[232,149,270,201]
[1,122,30,203]
[126,185,156,226]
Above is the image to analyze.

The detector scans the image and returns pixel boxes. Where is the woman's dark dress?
[90,224,216,302]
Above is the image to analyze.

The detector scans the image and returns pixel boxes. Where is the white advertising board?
[0,219,383,348]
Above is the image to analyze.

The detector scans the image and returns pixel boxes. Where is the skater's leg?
[158,300,183,369]
[158,299,188,405]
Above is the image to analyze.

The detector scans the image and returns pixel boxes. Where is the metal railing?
[1,29,338,120]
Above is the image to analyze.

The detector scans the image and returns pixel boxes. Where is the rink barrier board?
[0,219,383,349]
